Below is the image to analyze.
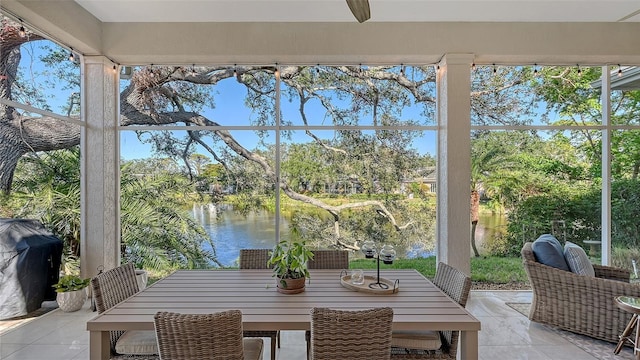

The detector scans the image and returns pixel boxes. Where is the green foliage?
[52,275,90,292]
[6,149,218,273]
[267,240,314,279]
[612,246,640,279]
[503,179,640,256]
[119,164,218,270]
[9,149,82,261]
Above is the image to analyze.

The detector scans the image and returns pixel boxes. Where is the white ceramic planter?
[56,289,87,312]
[135,270,148,291]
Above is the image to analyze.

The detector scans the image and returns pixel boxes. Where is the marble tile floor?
[0,291,624,360]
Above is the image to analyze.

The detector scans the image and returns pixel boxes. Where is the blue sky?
[19,41,581,163]
[118,70,438,161]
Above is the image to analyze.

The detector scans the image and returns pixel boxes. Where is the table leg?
[635,318,640,360]
[89,331,110,360]
[615,314,638,354]
[459,330,479,360]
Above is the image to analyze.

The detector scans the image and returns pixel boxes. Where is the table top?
[87,269,480,332]
[616,296,640,313]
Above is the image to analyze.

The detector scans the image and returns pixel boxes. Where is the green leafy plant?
[52,274,90,292]
[267,240,314,280]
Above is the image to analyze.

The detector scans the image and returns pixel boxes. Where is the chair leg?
[305,330,310,360]
[635,317,640,360]
[271,335,277,360]
[616,314,638,354]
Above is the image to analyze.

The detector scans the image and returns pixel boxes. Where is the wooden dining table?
[87,269,481,360]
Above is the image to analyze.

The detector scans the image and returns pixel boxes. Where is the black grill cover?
[0,218,63,319]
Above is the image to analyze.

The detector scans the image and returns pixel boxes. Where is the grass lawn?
[349,256,530,289]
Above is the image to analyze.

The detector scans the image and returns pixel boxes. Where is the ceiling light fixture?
[69,48,75,62]
[618,65,623,77]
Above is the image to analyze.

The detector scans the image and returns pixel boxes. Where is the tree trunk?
[471,220,480,257]
[470,189,480,257]
[0,116,80,193]
[0,21,77,193]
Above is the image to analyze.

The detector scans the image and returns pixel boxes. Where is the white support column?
[436,54,474,276]
[601,66,611,266]
[80,56,120,277]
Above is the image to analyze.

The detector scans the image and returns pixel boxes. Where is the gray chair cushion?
[564,241,595,276]
[115,330,158,355]
[391,329,442,350]
[242,338,264,360]
[531,234,570,271]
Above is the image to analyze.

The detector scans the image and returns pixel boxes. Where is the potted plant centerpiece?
[52,274,91,312]
[267,240,314,294]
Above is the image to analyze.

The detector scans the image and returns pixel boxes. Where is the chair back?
[311,307,393,360]
[90,263,140,353]
[307,249,349,269]
[521,242,537,263]
[239,249,273,269]
[154,310,245,360]
[432,262,472,358]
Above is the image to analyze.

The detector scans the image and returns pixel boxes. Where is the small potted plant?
[52,274,91,312]
[267,240,314,294]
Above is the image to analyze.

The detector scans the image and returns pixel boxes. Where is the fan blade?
[617,8,640,22]
[346,0,371,23]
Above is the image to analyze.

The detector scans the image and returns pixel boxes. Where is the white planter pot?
[56,289,87,312]
[135,270,148,291]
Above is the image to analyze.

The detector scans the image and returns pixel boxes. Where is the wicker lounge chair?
[390,262,472,359]
[310,307,394,360]
[522,241,640,343]
[154,310,263,360]
[239,249,279,360]
[91,263,159,360]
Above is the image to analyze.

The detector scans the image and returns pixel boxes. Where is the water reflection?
[194,204,289,266]
[193,204,506,267]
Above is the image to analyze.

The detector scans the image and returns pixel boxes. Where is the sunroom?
[1,1,640,360]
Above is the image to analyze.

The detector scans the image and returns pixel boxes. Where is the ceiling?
[75,0,640,23]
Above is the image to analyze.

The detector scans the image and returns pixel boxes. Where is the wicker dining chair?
[390,262,472,359]
[310,307,394,360]
[239,249,279,360]
[91,262,159,360]
[304,249,350,359]
[154,310,263,360]
[307,249,349,270]
[239,249,274,269]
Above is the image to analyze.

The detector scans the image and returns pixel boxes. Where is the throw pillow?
[564,241,595,277]
[531,234,570,271]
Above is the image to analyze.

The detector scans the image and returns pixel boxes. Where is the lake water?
[194,204,506,267]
